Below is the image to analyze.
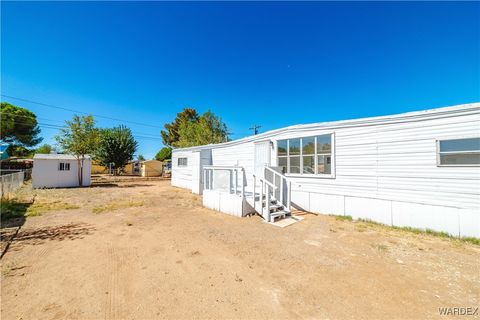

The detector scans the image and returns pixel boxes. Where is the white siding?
[170,104,480,237]
[278,112,480,210]
[171,150,194,190]
[211,142,257,190]
[32,159,91,188]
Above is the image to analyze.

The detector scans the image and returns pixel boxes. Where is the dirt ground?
[1,180,479,320]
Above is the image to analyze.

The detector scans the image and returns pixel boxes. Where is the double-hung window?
[437,137,480,166]
[58,162,70,171]
[277,134,334,176]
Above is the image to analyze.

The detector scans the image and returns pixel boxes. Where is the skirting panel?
[290,190,479,238]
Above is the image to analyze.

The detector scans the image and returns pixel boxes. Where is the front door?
[254,141,271,179]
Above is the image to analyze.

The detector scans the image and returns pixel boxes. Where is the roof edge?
[172,102,480,153]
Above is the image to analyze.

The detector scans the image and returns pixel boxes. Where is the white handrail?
[263,166,291,217]
[203,166,245,197]
[259,177,277,190]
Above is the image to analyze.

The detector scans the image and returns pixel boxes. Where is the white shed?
[32,154,92,188]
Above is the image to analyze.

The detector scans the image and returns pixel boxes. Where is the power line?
[2,119,164,142]
[1,94,162,129]
[2,114,163,139]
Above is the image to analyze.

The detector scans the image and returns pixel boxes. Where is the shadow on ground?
[1,199,32,229]
[91,183,155,188]
[13,223,96,245]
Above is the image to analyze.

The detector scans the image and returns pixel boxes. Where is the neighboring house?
[171,103,480,237]
[91,160,140,175]
[33,154,91,188]
[0,144,9,160]
[140,160,163,177]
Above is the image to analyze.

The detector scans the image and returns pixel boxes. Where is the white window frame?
[436,136,480,167]
[178,157,188,167]
[276,132,336,179]
[58,162,70,171]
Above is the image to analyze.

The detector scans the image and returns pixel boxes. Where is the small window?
[178,157,188,167]
[58,162,70,171]
[438,138,480,166]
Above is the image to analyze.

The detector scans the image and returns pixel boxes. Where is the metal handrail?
[203,165,245,197]
[263,166,292,212]
[259,177,277,189]
[203,165,243,170]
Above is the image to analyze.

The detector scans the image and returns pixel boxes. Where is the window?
[178,157,188,167]
[438,137,480,166]
[58,162,70,171]
[277,134,333,175]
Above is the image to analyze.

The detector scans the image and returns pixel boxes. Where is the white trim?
[276,132,336,178]
[436,136,480,167]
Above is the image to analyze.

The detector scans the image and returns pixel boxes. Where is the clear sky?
[2,1,479,159]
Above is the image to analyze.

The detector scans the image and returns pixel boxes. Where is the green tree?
[6,145,32,158]
[160,108,198,146]
[95,125,138,175]
[1,102,42,148]
[155,147,172,161]
[55,115,99,186]
[137,154,146,161]
[35,144,53,154]
[175,110,229,148]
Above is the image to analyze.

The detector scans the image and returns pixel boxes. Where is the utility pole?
[249,124,261,135]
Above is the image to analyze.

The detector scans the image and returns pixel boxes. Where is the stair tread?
[270,210,291,217]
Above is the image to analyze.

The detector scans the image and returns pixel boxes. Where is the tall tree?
[175,110,229,148]
[155,147,172,161]
[35,144,53,154]
[160,108,198,146]
[55,115,99,186]
[137,154,146,162]
[95,125,138,175]
[1,102,42,148]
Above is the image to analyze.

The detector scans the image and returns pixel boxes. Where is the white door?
[254,141,271,179]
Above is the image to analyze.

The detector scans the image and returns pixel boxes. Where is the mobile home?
[171,103,480,237]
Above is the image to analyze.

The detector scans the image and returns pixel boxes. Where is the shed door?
[254,141,271,179]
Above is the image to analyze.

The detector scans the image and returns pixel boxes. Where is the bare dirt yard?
[1,180,479,319]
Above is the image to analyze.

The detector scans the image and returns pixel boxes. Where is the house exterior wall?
[272,110,480,237]
[171,150,194,190]
[171,104,480,237]
[33,158,91,188]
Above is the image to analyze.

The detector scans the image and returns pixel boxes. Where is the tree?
[35,144,52,154]
[55,115,99,186]
[160,108,198,146]
[6,145,32,158]
[1,102,42,148]
[137,154,146,161]
[175,110,229,148]
[155,147,172,161]
[95,125,138,175]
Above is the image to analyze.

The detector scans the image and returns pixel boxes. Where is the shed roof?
[33,154,91,160]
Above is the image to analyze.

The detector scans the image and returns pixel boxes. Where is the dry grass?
[1,198,79,220]
[27,200,80,217]
[92,200,144,214]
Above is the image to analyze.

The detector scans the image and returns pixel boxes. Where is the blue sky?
[2,1,479,159]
